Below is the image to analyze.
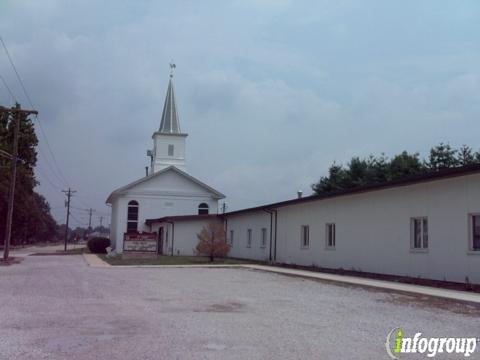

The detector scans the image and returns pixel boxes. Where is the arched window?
[127,200,139,232]
[198,203,209,215]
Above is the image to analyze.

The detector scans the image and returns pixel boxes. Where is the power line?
[0,73,16,103]
[75,196,98,210]
[69,212,87,226]
[34,115,71,187]
[0,37,34,109]
[1,37,110,230]
[0,36,70,188]
[36,143,70,187]
[36,166,64,192]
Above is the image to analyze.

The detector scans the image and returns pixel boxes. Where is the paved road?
[0,255,478,360]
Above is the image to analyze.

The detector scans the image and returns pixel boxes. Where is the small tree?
[426,143,459,170]
[196,221,230,262]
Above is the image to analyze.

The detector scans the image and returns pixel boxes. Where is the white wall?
[109,169,219,252]
[272,174,480,284]
[151,218,223,256]
[109,198,118,244]
[227,211,273,261]
[152,133,187,172]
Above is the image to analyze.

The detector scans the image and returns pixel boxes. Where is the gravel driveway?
[0,255,478,360]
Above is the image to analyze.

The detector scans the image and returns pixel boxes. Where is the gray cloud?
[0,0,479,226]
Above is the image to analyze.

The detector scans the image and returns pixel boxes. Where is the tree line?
[312,143,480,195]
[0,107,58,245]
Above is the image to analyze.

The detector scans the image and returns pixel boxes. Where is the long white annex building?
[108,73,480,285]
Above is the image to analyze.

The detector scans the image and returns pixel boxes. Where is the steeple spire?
[149,65,188,173]
[159,65,181,133]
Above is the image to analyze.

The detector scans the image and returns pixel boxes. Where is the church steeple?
[159,78,181,133]
[148,65,188,174]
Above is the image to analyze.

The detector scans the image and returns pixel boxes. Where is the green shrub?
[87,237,110,254]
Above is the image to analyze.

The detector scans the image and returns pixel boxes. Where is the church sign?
[123,232,158,253]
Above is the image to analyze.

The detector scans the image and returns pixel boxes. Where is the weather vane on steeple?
[169,62,176,78]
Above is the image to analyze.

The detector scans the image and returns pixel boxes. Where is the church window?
[127,200,139,232]
[168,144,174,156]
[198,203,209,215]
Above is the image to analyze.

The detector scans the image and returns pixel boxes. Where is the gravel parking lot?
[0,255,478,360]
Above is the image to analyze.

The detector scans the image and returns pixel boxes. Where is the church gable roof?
[106,166,225,203]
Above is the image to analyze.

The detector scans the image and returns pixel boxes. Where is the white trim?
[301,225,309,249]
[106,165,225,203]
[468,213,480,252]
[246,229,252,248]
[410,217,429,251]
[325,223,336,249]
[260,228,267,248]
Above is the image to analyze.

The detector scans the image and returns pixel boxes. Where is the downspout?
[263,209,274,262]
[166,221,175,256]
[273,209,278,262]
[224,215,228,243]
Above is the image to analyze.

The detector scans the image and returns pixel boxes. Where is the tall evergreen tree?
[426,143,459,170]
[0,105,57,245]
[456,145,476,166]
[312,143,480,195]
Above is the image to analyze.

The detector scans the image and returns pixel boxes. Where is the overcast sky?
[0,1,479,228]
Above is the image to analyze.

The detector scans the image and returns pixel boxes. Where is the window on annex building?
[127,200,139,232]
[326,223,336,249]
[247,229,252,248]
[301,225,309,249]
[168,144,174,156]
[411,217,428,250]
[470,214,480,251]
[261,228,267,248]
[230,230,234,246]
[198,203,209,215]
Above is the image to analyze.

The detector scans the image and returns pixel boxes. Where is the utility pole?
[88,208,93,230]
[1,104,38,261]
[99,216,103,228]
[85,208,95,239]
[62,188,76,251]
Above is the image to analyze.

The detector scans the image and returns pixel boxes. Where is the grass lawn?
[99,254,264,266]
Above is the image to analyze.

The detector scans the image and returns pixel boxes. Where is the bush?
[87,237,110,254]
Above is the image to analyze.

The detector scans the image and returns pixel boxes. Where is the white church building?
[107,75,225,254]
[108,73,480,285]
